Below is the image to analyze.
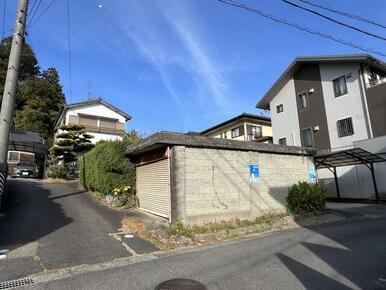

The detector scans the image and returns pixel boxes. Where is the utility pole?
[0,0,29,208]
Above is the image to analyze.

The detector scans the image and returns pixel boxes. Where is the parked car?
[11,162,39,178]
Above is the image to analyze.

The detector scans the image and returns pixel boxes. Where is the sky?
[2,0,386,136]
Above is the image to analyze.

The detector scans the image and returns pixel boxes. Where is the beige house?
[201,113,272,143]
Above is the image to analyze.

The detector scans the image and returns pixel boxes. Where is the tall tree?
[14,68,66,142]
[1,36,65,143]
[0,36,39,96]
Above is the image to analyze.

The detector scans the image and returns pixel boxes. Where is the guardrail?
[366,78,386,88]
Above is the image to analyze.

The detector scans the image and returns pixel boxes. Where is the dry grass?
[40,178,69,184]
[121,212,345,251]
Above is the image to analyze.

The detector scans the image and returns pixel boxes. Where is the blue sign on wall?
[249,164,260,183]
[309,165,316,182]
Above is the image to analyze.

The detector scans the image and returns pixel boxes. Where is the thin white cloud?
[111,1,230,109]
[164,14,230,109]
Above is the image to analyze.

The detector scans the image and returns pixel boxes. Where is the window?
[231,126,244,138]
[276,104,283,113]
[251,126,262,138]
[337,117,354,137]
[220,132,227,139]
[8,151,19,162]
[297,92,309,111]
[278,137,287,145]
[301,128,314,147]
[333,75,348,97]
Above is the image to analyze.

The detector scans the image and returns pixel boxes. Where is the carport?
[315,148,386,203]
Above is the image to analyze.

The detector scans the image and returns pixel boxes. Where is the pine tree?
[50,125,95,163]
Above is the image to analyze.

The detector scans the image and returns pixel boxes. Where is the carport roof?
[315,148,386,169]
[126,131,315,156]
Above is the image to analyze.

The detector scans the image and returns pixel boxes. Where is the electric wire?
[281,0,386,41]
[217,0,386,57]
[28,0,57,30]
[298,0,386,29]
[27,0,42,28]
[99,5,139,77]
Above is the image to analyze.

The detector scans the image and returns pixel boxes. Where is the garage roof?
[315,148,386,169]
[127,131,315,156]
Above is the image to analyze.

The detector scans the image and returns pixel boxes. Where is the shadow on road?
[276,209,386,289]
[0,179,73,250]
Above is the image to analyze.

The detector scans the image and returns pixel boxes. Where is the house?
[256,53,386,199]
[7,130,47,176]
[256,54,385,149]
[127,131,314,224]
[53,98,132,143]
[200,113,272,143]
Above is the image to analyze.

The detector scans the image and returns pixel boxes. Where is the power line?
[281,0,386,41]
[298,0,386,30]
[2,0,6,39]
[217,0,386,57]
[98,4,139,77]
[66,0,72,102]
[27,0,41,27]
[28,0,42,26]
[28,0,57,30]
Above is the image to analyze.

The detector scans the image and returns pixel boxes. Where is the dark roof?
[256,54,386,109]
[53,97,132,130]
[9,130,42,144]
[315,148,386,169]
[127,131,314,157]
[200,113,271,135]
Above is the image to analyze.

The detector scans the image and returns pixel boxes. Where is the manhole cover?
[155,278,207,290]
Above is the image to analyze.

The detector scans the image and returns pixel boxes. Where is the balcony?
[366,77,386,88]
[68,123,124,136]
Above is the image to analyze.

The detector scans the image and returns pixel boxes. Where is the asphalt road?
[0,179,157,282]
[28,204,386,290]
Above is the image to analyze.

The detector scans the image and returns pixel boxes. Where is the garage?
[136,157,170,219]
[127,132,315,225]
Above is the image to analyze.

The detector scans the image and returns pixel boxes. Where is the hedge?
[79,139,135,195]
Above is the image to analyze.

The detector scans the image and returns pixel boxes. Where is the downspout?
[292,131,296,146]
[358,66,373,139]
[167,146,172,224]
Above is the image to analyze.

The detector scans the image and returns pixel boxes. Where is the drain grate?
[0,278,34,290]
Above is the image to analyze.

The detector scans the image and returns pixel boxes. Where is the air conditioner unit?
[309,88,315,93]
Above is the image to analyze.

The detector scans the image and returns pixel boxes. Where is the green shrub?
[79,139,136,195]
[47,165,67,179]
[287,181,326,214]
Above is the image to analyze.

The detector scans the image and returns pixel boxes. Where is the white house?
[256,54,386,199]
[53,98,132,143]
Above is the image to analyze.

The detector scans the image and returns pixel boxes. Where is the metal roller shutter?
[136,158,170,218]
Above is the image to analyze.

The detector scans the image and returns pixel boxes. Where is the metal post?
[333,167,340,199]
[0,0,29,208]
[370,163,380,203]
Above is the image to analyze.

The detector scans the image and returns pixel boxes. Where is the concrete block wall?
[172,146,314,224]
